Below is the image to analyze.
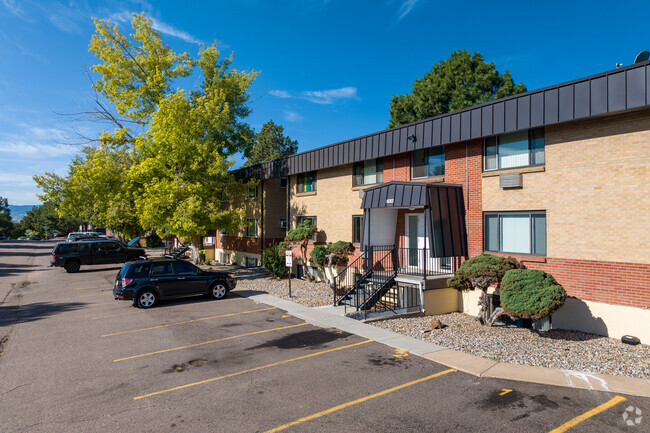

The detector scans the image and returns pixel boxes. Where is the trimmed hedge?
[262,242,287,278]
[447,253,519,291]
[145,232,163,248]
[500,269,567,320]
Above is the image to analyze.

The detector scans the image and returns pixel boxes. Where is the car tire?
[64,260,81,273]
[209,282,228,300]
[136,290,158,309]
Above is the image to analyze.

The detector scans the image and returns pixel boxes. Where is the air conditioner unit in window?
[499,173,521,188]
[280,220,287,229]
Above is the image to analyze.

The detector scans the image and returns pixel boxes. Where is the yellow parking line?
[548,395,627,433]
[134,339,372,400]
[102,307,277,337]
[92,311,142,320]
[264,368,456,433]
[114,323,309,362]
[79,293,108,298]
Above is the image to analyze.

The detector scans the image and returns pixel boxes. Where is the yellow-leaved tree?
[35,13,257,258]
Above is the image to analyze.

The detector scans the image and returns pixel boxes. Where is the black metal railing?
[333,245,461,316]
[343,247,396,313]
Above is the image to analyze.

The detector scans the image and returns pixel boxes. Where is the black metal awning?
[360,181,468,258]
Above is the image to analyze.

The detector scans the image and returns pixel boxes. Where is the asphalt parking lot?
[1,240,647,432]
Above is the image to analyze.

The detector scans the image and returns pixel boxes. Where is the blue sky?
[0,0,648,205]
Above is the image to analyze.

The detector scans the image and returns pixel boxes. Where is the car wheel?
[209,282,228,300]
[64,260,81,273]
[136,290,158,309]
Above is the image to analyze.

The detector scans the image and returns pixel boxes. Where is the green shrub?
[447,253,519,291]
[145,232,163,248]
[500,269,567,320]
[310,244,328,265]
[262,242,287,278]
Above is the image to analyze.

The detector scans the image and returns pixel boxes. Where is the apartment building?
[213,175,288,267]
[214,61,650,341]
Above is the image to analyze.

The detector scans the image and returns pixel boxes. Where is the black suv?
[113,258,237,308]
[51,240,146,273]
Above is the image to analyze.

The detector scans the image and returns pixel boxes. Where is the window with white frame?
[484,128,545,171]
[247,186,258,199]
[245,218,258,237]
[484,211,546,255]
[353,158,383,187]
[412,147,445,179]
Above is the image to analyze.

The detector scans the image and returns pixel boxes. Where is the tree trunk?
[324,253,336,288]
[189,236,204,265]
[301,240,314,282]
[486,307,513,326]
[476,288,489,325]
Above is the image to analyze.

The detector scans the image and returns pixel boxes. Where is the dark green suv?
[51,240,146,273]
[113,258,236,308]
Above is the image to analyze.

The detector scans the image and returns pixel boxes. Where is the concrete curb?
[235,289,650,398]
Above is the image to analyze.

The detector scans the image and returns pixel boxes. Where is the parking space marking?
[133,339,372,400]
[499,389,513,396]
[92,311,142,320]
[101,307,277,337]
[114,323,309,362]
[263,368,456,433]
[548,395,627,433]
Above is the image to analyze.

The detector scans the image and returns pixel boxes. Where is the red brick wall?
[490,253,650,309]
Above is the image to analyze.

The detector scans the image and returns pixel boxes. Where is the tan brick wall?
[482,109,650,264]
[263,177,288,240]
[289,164,364,243]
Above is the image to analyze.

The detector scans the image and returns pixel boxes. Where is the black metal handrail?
[350,247,397,314]
[333,251,366,305]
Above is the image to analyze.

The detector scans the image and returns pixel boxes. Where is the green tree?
[262,241,287,278]
[310,241,355,287]
[244,120,298,166]
[388,50,527,128]
[447,253,519,325]
[18,201,84,237]
[35,13,257,256]
[0,197,12,236]
[497,269,567,323]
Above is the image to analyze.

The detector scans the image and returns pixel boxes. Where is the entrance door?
[405,214,426,268]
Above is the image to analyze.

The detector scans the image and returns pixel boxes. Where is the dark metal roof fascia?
[238,61,650,181]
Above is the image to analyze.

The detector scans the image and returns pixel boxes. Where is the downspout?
[419,281,425,313]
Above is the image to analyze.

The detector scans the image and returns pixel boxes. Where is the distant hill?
[8,205,37,221]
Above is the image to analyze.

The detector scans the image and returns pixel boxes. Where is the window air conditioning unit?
[499,173,521,188]
[280,220,287,229]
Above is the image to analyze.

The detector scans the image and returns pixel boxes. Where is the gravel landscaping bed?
[213,265,649,379]
[369,313,650,380]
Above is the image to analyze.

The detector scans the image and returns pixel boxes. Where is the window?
[151,262,173,276]
[280,177,288,189]
[484,211,546,255]
[247,186,258,199]
[412,147,445,179]
[353,158,383,187]
[129,262,151,278]
[352,215,364,243]
[297,216,317,241]
[280,219,287,229]
[484,128,545,171]
[174,261,199,276]
[245,218,258,237]
[219,228,228,235]
[297,171,317,193]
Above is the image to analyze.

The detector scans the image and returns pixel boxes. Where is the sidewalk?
[234,289,650,398]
